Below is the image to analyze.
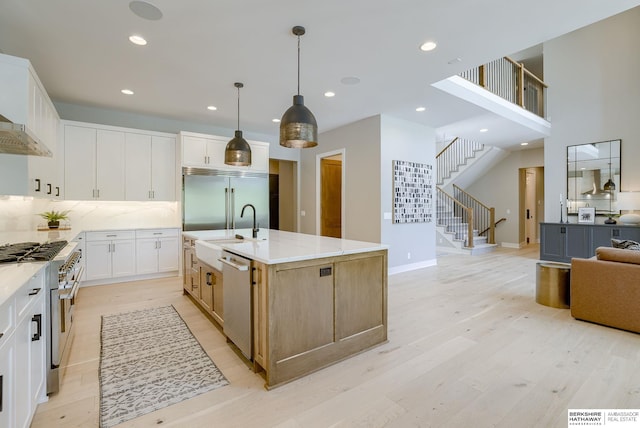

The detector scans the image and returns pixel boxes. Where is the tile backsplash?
[0,196,181,233]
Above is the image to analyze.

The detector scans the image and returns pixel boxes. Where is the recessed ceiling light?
[129,35,147,46]
[129,1,163,20]
[272,118,281,123]
[420,41,437,52]
[520,142,529,146]
[416,107,426,112]
[479,128,488,133]
[340,76,360,85]
[121,89,134,95]
[207,105,217,111]
[324,91,335,98]
[448,57,462,64]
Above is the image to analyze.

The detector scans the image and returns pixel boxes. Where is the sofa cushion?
[596,246,640,265]
[611,238,640,250]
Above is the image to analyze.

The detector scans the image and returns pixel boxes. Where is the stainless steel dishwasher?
[219,250,252,359]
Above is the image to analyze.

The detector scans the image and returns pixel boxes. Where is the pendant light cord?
[297,34,301,96]
[237,85,240,130]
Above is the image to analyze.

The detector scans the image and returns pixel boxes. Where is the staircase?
[436,138,499,254]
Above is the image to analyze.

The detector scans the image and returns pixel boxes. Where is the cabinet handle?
[47,183,52,195]
[106,234,117,237]
[0,374,3,413]
[97,189,100,198]
[35,178,41,192]
[29,288,41,296]
[32,314,42,341]
[55,186,60,197]
[206,272,212,286]
[560,227,566,234]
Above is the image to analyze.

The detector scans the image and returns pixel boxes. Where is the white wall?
[380,116,437,271]
[466,147,544,246]
[299,115,382,242]
[544,7,640,221]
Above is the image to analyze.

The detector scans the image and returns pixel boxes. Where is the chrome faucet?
[240,203,259,238]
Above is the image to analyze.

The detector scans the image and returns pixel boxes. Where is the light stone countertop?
[185,228,389,265]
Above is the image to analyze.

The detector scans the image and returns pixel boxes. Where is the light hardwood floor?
[32,245,640,427]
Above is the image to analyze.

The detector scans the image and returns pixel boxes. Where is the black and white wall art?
[393,160,433,224]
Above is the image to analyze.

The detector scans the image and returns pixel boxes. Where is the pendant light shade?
[225,82,251,166]
[280,26,318,148]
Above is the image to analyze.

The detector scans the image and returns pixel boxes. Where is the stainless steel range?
[0,240,82,394]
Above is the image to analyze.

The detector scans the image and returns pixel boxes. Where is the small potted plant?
[38,210,70,229]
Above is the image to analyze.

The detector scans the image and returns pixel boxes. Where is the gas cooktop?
[0,240,68,263]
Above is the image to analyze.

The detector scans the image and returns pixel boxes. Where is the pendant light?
[604,143,616,224]
[280,26,318,148]
[225,82,251,166]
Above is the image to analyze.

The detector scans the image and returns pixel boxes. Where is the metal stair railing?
[436,137,484,185]
[453,184,496,244]
[437,187,475,248]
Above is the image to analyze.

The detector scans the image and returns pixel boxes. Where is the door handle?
[32,314,42,341]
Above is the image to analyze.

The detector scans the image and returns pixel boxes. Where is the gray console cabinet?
[540,223,640,263]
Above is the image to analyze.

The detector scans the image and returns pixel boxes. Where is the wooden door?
[321,158,342,238]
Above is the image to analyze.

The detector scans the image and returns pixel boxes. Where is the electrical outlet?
[407,252,411,260]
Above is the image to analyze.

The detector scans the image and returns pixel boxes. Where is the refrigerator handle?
[225,187,230,229]
[231,188,236,229]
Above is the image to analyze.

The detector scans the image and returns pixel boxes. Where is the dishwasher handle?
[218,256,249,271]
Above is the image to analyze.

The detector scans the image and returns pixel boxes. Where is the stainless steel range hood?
[0,114,52,156]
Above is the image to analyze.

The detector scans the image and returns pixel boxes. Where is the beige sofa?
[570,247,640,333]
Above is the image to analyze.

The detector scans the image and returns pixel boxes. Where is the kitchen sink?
[194,237,244,270]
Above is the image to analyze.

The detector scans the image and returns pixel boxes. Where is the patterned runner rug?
[99,305,228,428]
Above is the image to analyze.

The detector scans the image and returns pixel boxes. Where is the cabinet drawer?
[0,295,14,346]
[15,270,44,321]
[136,228,180,239]
[86,230,135,241]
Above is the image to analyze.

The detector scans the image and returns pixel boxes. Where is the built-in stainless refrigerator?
[182,168,269,231]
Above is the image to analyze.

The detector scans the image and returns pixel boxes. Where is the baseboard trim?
[389,259,437,275]
[501,242,522,249]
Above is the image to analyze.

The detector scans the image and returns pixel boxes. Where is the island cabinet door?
[334,253,386,340]
[271,262,335,362]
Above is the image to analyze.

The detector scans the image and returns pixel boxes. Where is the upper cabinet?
[180,131,269,173]
[64,124,125,200]
[124,133,176,201]
[63,121,177,201]
[0,53,61,197]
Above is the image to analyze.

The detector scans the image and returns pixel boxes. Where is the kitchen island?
[183,229,388,389]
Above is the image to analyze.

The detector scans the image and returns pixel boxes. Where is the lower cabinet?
[135,229,180,275]
[2,268,46,428]
[182,238,224,327]
[84,228,180,285]
[85,231,136,281]
[540,223,640,263]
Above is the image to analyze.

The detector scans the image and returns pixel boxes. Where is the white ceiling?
[1,0,639,150]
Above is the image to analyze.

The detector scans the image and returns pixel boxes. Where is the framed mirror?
[567,139,620,216]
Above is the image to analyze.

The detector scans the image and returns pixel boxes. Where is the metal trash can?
[535,262,571,308]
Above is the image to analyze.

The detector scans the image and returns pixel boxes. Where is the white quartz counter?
[0,261,47,307]
[185,229,388,265]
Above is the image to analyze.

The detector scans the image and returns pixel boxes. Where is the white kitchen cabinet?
[181,133,227,168]
[13,269,46,428]
[63,123,125,200]
[125,133,176,201]
[246,140,269,173]
[0,53,60,197]
[135,228,180,274]
[0,326,14,428]
[180,131,269,172]
[85,231,136,281]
